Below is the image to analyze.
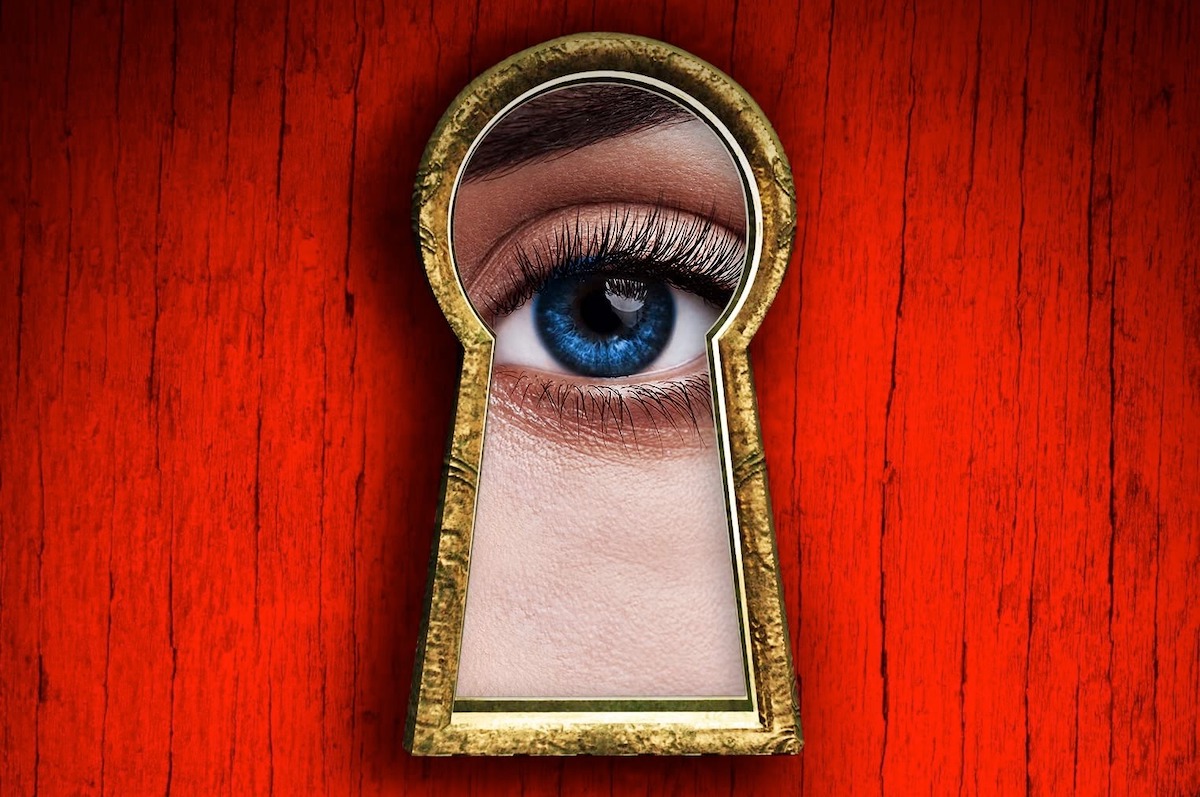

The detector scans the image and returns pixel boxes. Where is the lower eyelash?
[492,368,715,448]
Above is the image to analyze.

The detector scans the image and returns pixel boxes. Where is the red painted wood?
[2,0,1197,794]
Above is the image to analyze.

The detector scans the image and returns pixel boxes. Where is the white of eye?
[492,297,559,371]
[492,287,720,376]
[645,289,718,372]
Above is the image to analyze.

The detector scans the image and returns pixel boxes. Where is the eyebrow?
[461,84,695,181]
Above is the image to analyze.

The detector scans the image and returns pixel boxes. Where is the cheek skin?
[455,403,748,699]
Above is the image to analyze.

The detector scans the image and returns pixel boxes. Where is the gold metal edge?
[405,32,801,757]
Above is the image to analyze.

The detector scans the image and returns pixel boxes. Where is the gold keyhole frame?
[407,32,800,756]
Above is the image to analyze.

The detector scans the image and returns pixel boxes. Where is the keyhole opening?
[448,80,755,702]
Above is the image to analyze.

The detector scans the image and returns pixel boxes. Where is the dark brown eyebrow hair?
[461,83,696,182]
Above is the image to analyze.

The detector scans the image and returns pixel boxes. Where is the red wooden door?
[1,0,1197,794]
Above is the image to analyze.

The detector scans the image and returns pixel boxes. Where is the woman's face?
[451,82,752,700]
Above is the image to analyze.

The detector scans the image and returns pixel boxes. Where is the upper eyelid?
[470,203,747,321]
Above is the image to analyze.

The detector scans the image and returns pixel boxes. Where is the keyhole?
[407,35,801,756]
[448,81,753,701]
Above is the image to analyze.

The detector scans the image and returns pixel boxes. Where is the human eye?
[449,81,750,449]
[476,203,745,445]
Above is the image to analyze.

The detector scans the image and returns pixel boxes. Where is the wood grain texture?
[0,0,1196,794]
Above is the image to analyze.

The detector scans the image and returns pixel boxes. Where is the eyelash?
[492,367,715,446]
[482,204,746,319]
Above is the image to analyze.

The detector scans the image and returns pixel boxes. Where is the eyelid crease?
[476,203,746,322]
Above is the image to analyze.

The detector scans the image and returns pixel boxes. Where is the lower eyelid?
[487,364,717,452]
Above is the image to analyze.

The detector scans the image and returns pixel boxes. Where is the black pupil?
[574,279,645,337]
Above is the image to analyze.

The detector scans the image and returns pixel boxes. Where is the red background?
[2,0,1197,794]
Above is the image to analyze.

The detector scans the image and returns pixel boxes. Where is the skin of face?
[451,97,750,699]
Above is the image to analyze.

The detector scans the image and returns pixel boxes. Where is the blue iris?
[534,274,675,377]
